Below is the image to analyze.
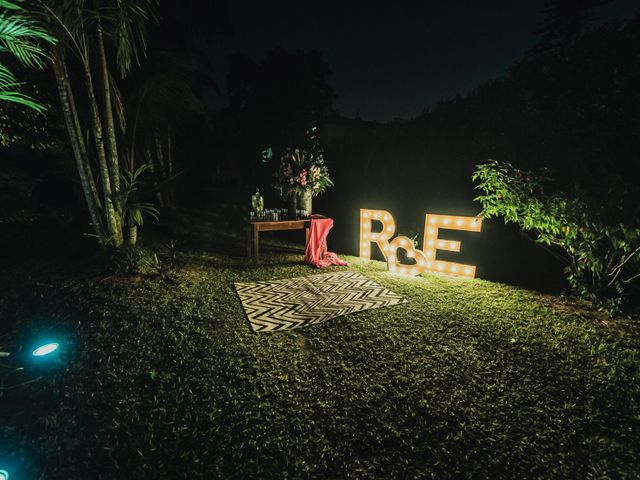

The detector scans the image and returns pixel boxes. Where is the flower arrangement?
[275,148,333,198]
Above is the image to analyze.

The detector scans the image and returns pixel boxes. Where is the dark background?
[207,0,640,121]
[3,0,640,295]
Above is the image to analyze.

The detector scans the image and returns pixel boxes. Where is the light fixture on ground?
[0,468,9,480]
[32,342,60,357]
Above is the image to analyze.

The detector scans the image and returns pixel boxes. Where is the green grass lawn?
[1,211,640,479]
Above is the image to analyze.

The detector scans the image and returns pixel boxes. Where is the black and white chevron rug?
[234,271,408,332]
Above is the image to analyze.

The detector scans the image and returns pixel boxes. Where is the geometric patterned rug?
[234,270,408,333]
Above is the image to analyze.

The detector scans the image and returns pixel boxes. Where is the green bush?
[109,246,156,275]
[473,160,640,313]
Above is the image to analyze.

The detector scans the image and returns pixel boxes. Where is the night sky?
[208,0,640,122]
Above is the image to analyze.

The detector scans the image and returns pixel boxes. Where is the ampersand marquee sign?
[359,209,482,278]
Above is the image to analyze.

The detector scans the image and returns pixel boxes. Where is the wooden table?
[247,219,311,262]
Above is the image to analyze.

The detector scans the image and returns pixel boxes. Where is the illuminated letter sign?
[423,214,482,278]
[359,209,482,278]
[388,235,428,276]
[359,209,395,260]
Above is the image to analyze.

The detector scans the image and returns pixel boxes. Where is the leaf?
[0,4,54,112]
[0,1,21,10]
[0,12,55,69]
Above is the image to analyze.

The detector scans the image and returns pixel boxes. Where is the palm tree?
[40,0,159,248]
[126,50,210,208]
[0,0,55,111]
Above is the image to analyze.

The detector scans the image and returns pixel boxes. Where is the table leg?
[253,224,259,262]
[246,225,252,257]
[305,227,310,247]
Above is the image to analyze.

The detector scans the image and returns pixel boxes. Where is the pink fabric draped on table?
[304,215,349,268]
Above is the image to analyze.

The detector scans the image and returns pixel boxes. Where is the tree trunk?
[95,5,121,213]
[81,50,123,247]
[154,130,167,179]
[146,144,165,208]
[166,125,174,207]
[62,55,102,211]
[51,48,106,242]
[127,224,138,248]
[154,133,168,206]
[166,125,173,177]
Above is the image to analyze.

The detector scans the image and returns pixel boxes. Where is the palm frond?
[129,201,159,224]
[0,62,45,111]
[0,1,55,111]
[0,62,14,83]
[127,50,210,135]
[118,163,159,227]
[0,1,21,11]
[0,89,45,111]
[40,0,90,63]
[0,12,55,68]
[104,0,159,77]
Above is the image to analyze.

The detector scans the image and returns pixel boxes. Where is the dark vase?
[288,190,313,218]
[288,194,299,218]
[300,189,312,216]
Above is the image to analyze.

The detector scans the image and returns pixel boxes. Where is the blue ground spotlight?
[28,338,65,371]
[0,468,9,480]
[31,342,60,357]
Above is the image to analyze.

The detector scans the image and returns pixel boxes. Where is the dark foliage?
[227,48,336,165]
[474,160,640,312]
[532,0,613,53]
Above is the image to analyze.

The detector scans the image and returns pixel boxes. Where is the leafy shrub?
[108,240,180,284]
[109,246,156,275]
[473,160,640,313]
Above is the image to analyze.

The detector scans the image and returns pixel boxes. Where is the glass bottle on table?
[251,189,264,217]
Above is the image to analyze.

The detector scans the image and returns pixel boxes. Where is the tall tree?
[129,0,232,206]
[126,50,211,208]
[41,0,159,248]
[532,0,612,54]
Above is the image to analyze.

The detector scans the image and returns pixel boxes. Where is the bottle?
[251,188,264,213]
